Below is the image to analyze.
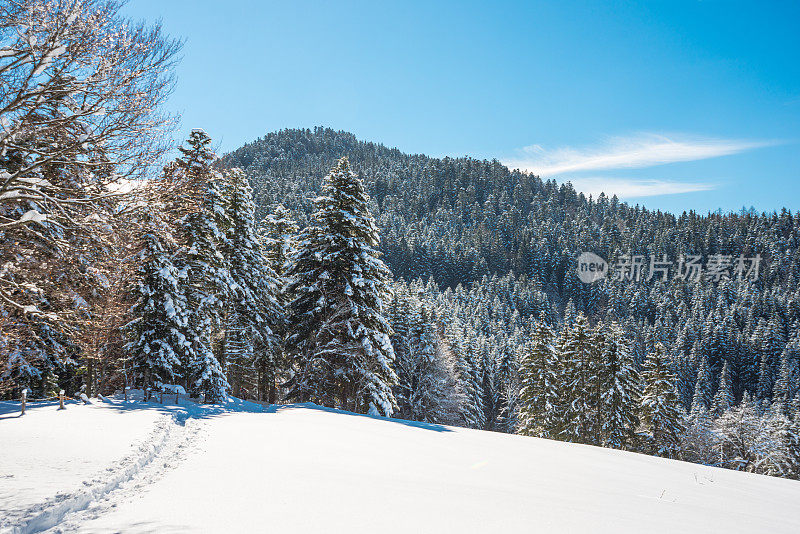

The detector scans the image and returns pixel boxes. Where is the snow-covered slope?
[2,398,799,533]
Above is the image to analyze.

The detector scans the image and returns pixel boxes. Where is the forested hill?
[225,127,800,453]
[224,127,799,294]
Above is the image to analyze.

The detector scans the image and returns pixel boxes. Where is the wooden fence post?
[21,388,27,415]
[58,390,65,410]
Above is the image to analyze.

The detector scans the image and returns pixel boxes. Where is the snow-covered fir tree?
[559,312,598,444]
[259,204,298,402]
[691,356,713,414]
[174,130,230,402]
[597,321,640,449]
[774,341,799,414]
[262,205,298,286]
[286,157,397,416]
[495,337,521,433]
[518,313,559,438]
[711,359,734,416]
[124,210,188,391]
[221,168,281,400]
[395,301,458,423]
[640,343,684,457]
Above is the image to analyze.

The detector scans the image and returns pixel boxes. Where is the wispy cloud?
[503,133,773,176]
[566,177,717,199]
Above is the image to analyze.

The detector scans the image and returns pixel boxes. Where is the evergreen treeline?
[219,127,800,479]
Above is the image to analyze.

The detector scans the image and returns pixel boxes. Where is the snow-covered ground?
[1,397,799,534]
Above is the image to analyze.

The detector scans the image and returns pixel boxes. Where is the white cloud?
[566,177,717,199]
[503,133,772,176]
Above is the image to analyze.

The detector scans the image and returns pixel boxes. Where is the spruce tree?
[389,291,416,418]
[286,157,397,415]
[125,211,188,391]
[691,356,713,414]
[598,321,640,449]
[222,168,281,400]
[640,343,685,457]
[711,359,734,416]
[461,337,486,429]
[774,343,799,414]
[495,339,520,433]
[262,205,299,283]
[407,305,452,423]
[259,204,298,402]
[175,130,230,402]
[518,313,558,438]
[560,313,598,444]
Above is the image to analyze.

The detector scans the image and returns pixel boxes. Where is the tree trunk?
[87,358,94,397]
[268,378,277,405]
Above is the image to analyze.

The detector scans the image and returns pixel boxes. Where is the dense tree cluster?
[0,0,180,398]
[223,127,800,479]
[124,130,284,402]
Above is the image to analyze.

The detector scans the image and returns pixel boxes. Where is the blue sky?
[123,0,799,214]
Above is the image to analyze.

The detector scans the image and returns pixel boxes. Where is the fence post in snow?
[58,390,65,410]
[21,388,27,415]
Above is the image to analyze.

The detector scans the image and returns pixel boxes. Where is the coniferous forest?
[2,0,799,486]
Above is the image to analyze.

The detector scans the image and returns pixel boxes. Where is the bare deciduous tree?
[0,0,181,394]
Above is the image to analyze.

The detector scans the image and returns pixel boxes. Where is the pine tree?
[691,356,713,414]
[774,343,799,414]
[711,359,734,416]
[786,396,800,479]
[640,343,685,457]
[175,130,230,402]
[286,157,397,415]
[124,211,188,391]
[407,305,453,423]
[518,313,559,438]
[495,339,520,433]
[461,336,486,429]
[222,168,281,400]
[560,313,598,444]
[259,204,298,403]
[389,291,416,418]
[598,321,640,449]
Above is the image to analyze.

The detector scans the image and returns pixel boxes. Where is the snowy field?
[1,396,799,534]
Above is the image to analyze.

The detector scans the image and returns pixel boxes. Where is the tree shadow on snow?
[1,395,453,432]
[270,402,454,432]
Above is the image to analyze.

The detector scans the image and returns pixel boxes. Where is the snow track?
[1,411,205,534]
[5,401,800,533]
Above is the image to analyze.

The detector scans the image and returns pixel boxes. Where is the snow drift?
[1,397,798,533]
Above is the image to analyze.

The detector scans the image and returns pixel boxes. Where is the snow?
[105,178,146,195]
[0,398,165,531]
[18,210,46,224]
[2,398,799,533]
